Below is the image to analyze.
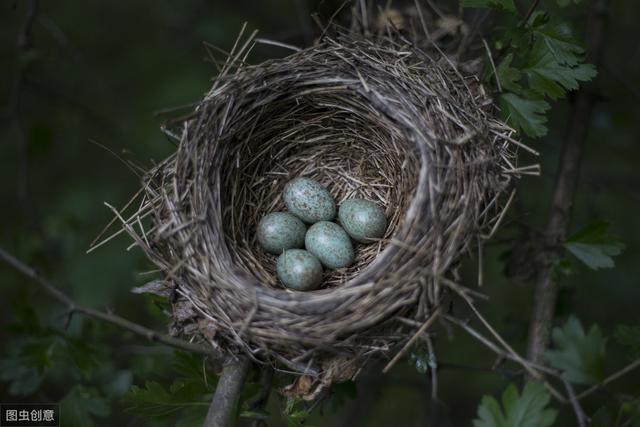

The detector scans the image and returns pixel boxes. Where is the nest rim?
[112,30,521,380]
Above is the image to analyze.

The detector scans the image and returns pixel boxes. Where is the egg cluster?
[257,177,387,291]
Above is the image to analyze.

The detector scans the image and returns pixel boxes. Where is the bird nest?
[107,24,523,389]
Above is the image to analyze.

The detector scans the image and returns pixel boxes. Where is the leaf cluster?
[464,0,596,137]
[473,382,557,427]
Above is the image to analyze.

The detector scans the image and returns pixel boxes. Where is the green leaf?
[524,41,596,100]
[565,221,625,270]
[500,93,550,137]
[531,20,584,66]
[461,0,517,14]
[0,335,64,396]
[66,338,102,379]
[283,398,311,427]
[614,325,640,360]
[104,370,134,398]
[0,355,45,396]
[589,406,617,427]
[545,317,607,385]
[495,54,523,92]
[473,382,557,427]
[123,380,210,418]
[60,386,110,427]
[487,14,596,139]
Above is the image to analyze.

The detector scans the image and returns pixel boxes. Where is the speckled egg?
[283,177,336,223]
[305,221,354,269]
[276,249,323,291]
[338,199,387,243]
[257,212,306,254]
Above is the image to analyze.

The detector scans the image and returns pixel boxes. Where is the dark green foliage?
[590,402,640,427]
[473,382,557,427]
[499,93,550,138]
[482,6,597,137]
[60,386,111,427]
[564,221,625,270]
[1,1,638,426]
[123,352,215,425]
[283,398,312,427]
[545,317,606,385]
[614,325,640,360]
[589,406,618,427]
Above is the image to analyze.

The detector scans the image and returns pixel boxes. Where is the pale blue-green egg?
[338,199,387,243]
[276,249,323,291]
[257,212,306,254]
[283,177,336,223]
[305,221,354,269]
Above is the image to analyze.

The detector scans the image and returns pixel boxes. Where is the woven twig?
[101,16,528,386]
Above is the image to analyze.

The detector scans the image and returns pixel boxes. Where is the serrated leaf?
[461,0,517,13]
[0,335,64,396]
[532,20,584,66]
[614,325,640,360]
[473,382,557,427]
[495,54,523,92]
[123,380,210,418]
[525,41,596,100]
[564,221,625,270]
[545,317,607,385]
[500,93,550,137]
[60,386,110,427]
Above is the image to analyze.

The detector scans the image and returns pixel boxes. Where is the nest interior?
[117,31,520,379]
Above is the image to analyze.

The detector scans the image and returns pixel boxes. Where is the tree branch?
[519,0,541,27]
[204,357,251,427]
[526,0,609,365]
[563,380,588,427]
[0,246,221,359]
[576,358,640,400]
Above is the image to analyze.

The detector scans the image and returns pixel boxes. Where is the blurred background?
[1,0,638,426]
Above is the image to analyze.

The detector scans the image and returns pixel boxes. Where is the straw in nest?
[101,17,530,391]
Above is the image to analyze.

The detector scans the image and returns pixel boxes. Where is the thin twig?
[519,0,541,27]
[442,314,560,376]
[576,358,640,400]
[383,308,441,373]
[564,380,588,427]
[457,293,567,402]
[482,38,501,92]
[0,247,220,358]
